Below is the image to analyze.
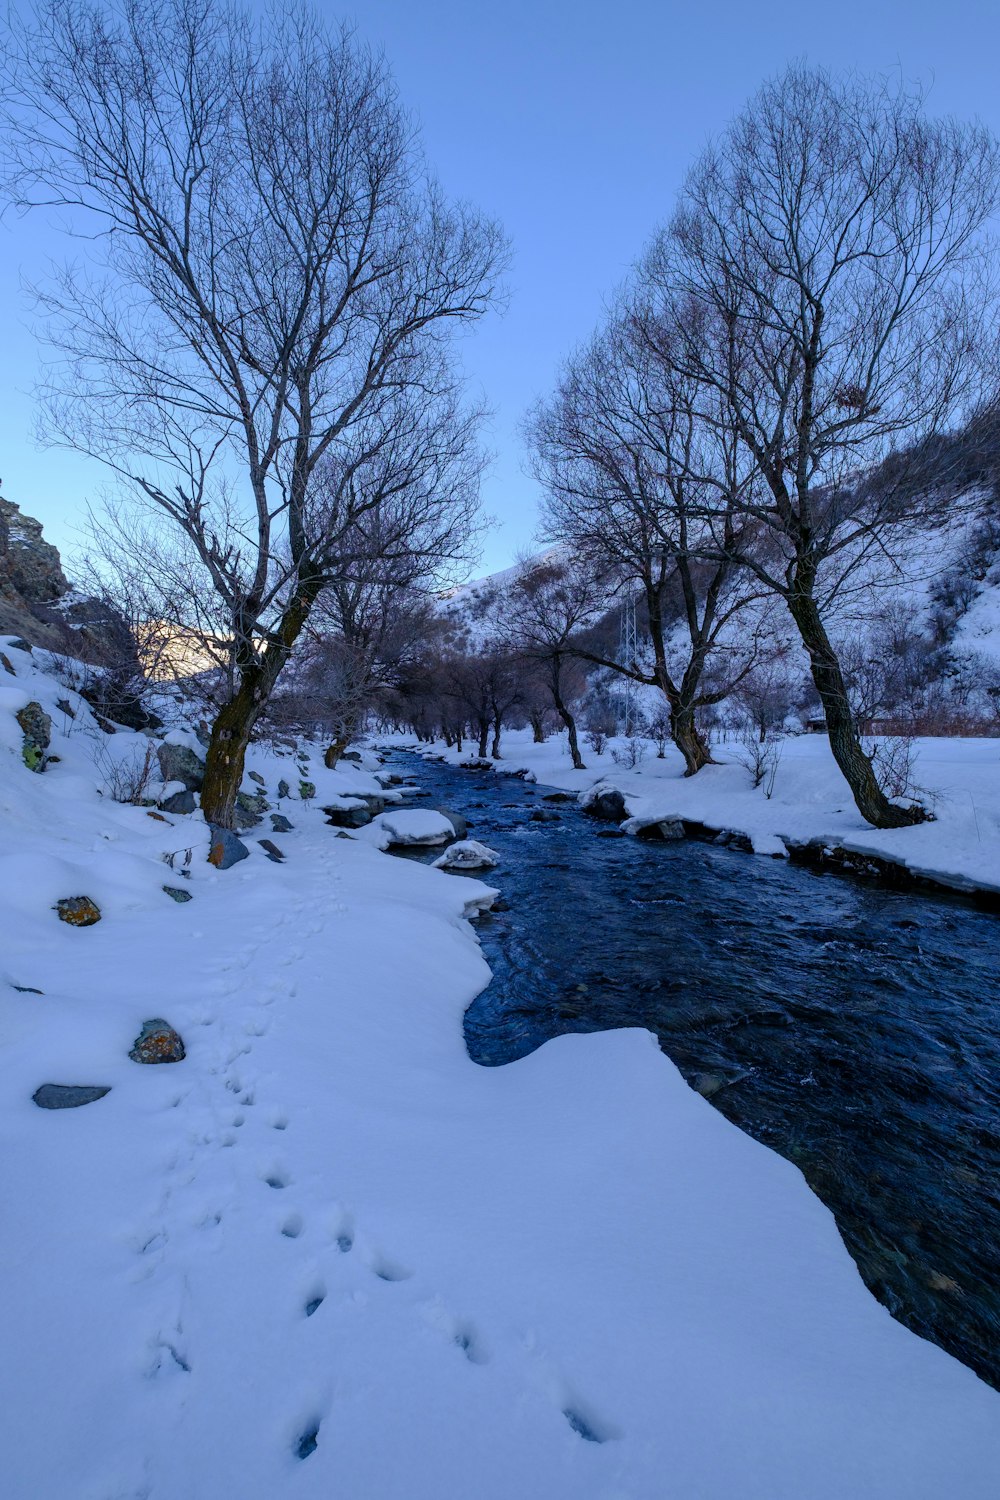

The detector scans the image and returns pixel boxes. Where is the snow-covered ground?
[4,637,1000,1498]
[412,727,1000,897]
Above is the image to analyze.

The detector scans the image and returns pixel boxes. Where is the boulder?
[16,701,51,771]
[207,825,249,869]
[248,770,266,786]
[433,807,467,840]
[298,780,316,800]
[432,839,500,871]
[324,802,372,829]
[530,808,560,823]
[160,789,196,815]
[156,742,205,791]
[258,838,284,863]
[55,896,101,927]
[340,750,363,763]
[372,809,460,847]
[581,786,628,822]
[277,779,291,799]
[542,791,575,803]
[270,813,294,833]
[33,1083,111,1109]
[634,818,685,841]
[129,1018,186,1064]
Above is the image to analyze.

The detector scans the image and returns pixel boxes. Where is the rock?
[341,750,363,763]
[277,779,291,799]
[323,802,372,828]
[373,809,460,846]
[234,806,262,830]
[129,1018,186,1064]
[207,825,249,869]
[16,701,52,771]
[258,838,285,863]
[298,780,316,800]
[248,770,266,786]
[270,813,294,833]
[56,696,75,718]
[357,793,387,816]
[433,807,467,840]
[581,786,627,822]
[162,884,193,903]
[156,742,205,791]
[146,810,170,823]
[542,791,575,802]
[160,789,196,815]
[234,789,268,828]
[1,652,15,675]
[55,895,101,926]
[195,719,212,747]
[595,828,626,838]
[33,1083,111,1109]
[635,818,685,841]
[530,808,560,823]
[432,839,500,871]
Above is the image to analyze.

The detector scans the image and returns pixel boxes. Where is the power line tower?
[617,591,638,735]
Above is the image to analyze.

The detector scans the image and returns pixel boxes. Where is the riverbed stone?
[581,786,628,822]
[55,895,101,926]
[33,1083,111,1109]
[433,807,467,840]
[130,1018,186,1064]
[324,802,372,828]
[270,813,294,833]
[530,807,561,823]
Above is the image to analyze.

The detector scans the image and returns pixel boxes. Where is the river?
[383,748,1000,1390]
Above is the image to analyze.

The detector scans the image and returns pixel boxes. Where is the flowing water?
[384,750,1000,1389]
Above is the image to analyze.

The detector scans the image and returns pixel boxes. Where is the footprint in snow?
[281,1213,305,1239]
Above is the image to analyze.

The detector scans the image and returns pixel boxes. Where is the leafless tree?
[651,63,998,825]
[498,555,603,769]
[2,0,505,827]
[530,309,768,774]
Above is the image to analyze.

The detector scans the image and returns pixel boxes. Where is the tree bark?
[671,703,713,777]
[551,662,585,770]
[476,719,489,758]
[490,716,502,759]
[200,574,325,830]
[786,579,925,828]
[529,710,546,744]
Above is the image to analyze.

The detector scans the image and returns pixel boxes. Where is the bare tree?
[531,310,767,774]
[2,0,505,827]
[653,63,998,825]
[499,555,602,769]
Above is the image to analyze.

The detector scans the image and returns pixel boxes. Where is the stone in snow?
[270,814,294,833]
[129,1019,185,1064]
[160,789,196,815]
[33,1084,111,1109]
[156,742,205,791]
[207,825,249,869]
[432,840,500,871]
[54,896,101,927]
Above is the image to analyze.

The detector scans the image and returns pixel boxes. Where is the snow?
[432,839,501,870]
[3,638,1000,1498]
[413,728,1000,898]
[359,807,459,848]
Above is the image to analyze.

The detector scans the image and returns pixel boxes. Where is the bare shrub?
[611,735,648,770]
[735,726,782,797]
[95,739,159,804]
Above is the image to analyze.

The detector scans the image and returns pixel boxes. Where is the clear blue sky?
[2,0,1000,577]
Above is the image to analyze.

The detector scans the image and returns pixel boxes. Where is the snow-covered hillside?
[4,638,1000,1498]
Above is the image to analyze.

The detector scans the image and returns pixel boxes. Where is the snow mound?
[365,808,458,847]
[432,839,500,871]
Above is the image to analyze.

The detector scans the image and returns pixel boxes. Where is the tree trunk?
[490,715,502,759]
[552,694,585,770]
[477,720,489,758]
[324,736,349,769]
[786,581,925,828]
[200,575,325,830]
[529,710,546,744]
[455,727,463,753]
[671,703,713,777]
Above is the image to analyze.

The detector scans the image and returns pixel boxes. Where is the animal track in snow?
[268,1112,289,1131]
[303,1282,326,1317]
[261,1165,291,1190]
[280,1213,304,1239]
[294,1421,320,1460]
[370,1254,412,1283]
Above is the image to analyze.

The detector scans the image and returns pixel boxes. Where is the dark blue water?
[385,750,1000,1390]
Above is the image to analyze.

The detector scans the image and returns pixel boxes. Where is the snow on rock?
[361,807,459,848]
[432,839,501,871]
[3,646,1000,1498]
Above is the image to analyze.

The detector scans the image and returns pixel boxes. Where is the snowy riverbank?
[3,640,1000,1497]
[410,728,1000,900]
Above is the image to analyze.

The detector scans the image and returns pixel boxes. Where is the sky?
[2,0,1000,580]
